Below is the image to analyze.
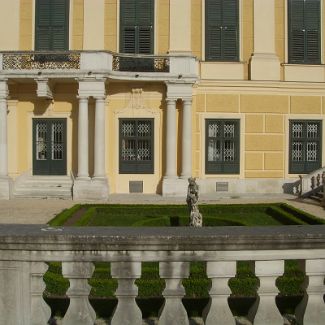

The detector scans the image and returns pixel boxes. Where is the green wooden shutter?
[205,0,239,61]
[120,0,154,54]
[35,0,51,50]
[288,0,320,64]
[304,0,320,63]
[206,0,222,60]
[222,0,239,60]
[35,0,69,51]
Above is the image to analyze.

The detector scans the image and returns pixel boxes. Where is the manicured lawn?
[49,202,325,228]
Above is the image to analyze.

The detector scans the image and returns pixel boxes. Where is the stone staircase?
[292,167,325,207]
[12,173,73,199]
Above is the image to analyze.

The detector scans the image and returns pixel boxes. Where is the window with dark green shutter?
[289,120,322,174]
[288,0,320,64]
[35,0,69,51]
[206,119,240,174]
[205,0,239,61]
[120,0,154,54]
[119,119,154,174]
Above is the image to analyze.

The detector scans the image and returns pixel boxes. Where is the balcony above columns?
[0,51,198,84]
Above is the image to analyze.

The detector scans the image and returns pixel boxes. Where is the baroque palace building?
[0,0,324,200]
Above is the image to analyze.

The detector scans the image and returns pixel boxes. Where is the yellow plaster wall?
[20,0,33,50]
[0,0,20,50]
[106,83,166,194]
[242,0,254,79]
[157,0,170,54]
[8,84,78,178]
[191,0,202,59]
[192,91,325,179]
[104,0,117,51]
[72,0,84,50]
[275,0,285,80]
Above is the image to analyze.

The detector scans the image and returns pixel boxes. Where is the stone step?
[13,176,73,199]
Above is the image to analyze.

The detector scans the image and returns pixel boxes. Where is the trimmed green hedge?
[280,203,325,225]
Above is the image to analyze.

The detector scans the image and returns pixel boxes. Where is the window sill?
[200,61,245,80]
[283,64,325,82]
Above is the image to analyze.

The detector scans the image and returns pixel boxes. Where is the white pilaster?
[169,0,192,54]
[165,98,177,179]
[250,0,280,80]
[77,96,89,179]
[74,79,109,201]
[0,80,10,199]
[93,97,106,179]
[180,99,192,179]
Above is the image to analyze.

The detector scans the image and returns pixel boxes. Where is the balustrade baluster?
[316,174,321,187]
[203,261,236,325]
[158,262,190,325]
[62,262,96,325]
[111,261,142,325]
[253,260,284,325]
[311,176,315,190]
[303,259,325,324]
[30,262,51,325]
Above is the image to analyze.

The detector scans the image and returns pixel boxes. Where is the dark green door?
[33,119,67,175]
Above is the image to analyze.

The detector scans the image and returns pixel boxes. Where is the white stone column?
[181,99,192,179]
[77,96,89,179]
[250,0,280,80]
[165,98,177,178]
[0,96,8,178]
[93,96,106,179]
[0,80,10,200]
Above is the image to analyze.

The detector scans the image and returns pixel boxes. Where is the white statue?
[186,177,202,227]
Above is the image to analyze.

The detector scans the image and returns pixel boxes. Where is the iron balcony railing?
[0,51,170,73]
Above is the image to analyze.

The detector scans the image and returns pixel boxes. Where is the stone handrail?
[294,166,325,195]
[1,225,325,325]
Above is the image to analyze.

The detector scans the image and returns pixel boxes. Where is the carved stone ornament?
[186,177,202,227]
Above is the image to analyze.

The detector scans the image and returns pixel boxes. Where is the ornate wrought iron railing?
[112,54,170,73]
[1,51,81,70]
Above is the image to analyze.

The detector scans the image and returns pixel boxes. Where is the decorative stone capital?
[35,78,53,99]
[78,78,106,99]
[0,79,8,99]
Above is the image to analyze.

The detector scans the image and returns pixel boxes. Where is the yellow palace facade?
[0,0,324,200]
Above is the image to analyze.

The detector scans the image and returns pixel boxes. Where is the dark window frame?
[205,0,239,62]
[288,0,321,64]
[35,0,70,51]
[120,0,154,54]
[205,119,240,174]
[119,118,154,174]
[289,120,322,174]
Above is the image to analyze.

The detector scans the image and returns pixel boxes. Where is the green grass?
[49,203,303,227]
[45,203,321,302]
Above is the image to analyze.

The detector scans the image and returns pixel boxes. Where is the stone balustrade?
[0,225,325,325]
[0,51,198,82]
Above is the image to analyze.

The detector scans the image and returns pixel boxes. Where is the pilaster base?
[73,178,109,201]
[250,53,281,81]
[0,177,11,200]
[162,177,188,197]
